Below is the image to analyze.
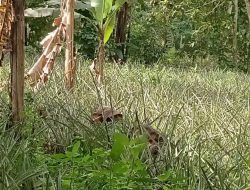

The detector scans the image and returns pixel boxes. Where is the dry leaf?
[53,16,62,27]
[26,24,65,90]
[40,30,57,49]
[91,106,123,123]
[25,0,68,91]
[144,124,164,156]
[0,0,13,65]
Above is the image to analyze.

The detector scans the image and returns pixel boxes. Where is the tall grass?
[0,56,250,189]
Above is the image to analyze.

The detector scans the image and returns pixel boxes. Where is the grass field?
[0,58,250,189]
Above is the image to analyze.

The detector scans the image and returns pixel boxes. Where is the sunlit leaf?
[90,0,104,24]
[130,135,147,158]
[110,133,129,161]
[112,161,129,174]
[51,153,66,160]
[104,11,116,44]
[157,171,171,181]
[103,0,112,18]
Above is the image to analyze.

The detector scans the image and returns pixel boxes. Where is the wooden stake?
[10,0,25,122]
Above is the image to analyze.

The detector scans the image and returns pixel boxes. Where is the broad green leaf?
[51,153,66,160]
[72,141,80,155]
[130,143,146,159]
[104,11,116,44]
[91,0,104,24]
[129,135,147,158]
[134,159,145,171]
[110,133,129,161]
[157,171,171,181]
[112,161,129,174]
[62,180,71,189]
[131,134,147,145]
[82,154,91,162]
[65,151,73,158]
[103,0,113,19]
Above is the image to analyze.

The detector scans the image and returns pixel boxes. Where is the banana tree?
[26,0,126,85]
[89,0,127,84]
[25,0,90,91]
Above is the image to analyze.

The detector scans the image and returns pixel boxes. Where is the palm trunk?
[65,0,76,90]
[10,0,25,122]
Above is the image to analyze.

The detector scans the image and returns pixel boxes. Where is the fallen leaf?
[91,106,123,123]
[143,122,165,156]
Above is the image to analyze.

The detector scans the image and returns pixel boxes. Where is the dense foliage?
[26,0,250,70]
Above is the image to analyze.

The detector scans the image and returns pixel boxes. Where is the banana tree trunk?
[65,0,76,90]
[10,0,25,122]
[97,30,105,84]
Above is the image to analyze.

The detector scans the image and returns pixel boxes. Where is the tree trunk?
[65,0,76,90]
[233,0,238,65]
[115,2,130,62]
[97,30,105,84]
[10,0,25,122]
[245,0,250,29]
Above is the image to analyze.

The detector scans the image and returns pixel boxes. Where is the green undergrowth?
[0,57,250,189]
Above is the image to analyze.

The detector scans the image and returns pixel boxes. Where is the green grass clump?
[0,57,250,189]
